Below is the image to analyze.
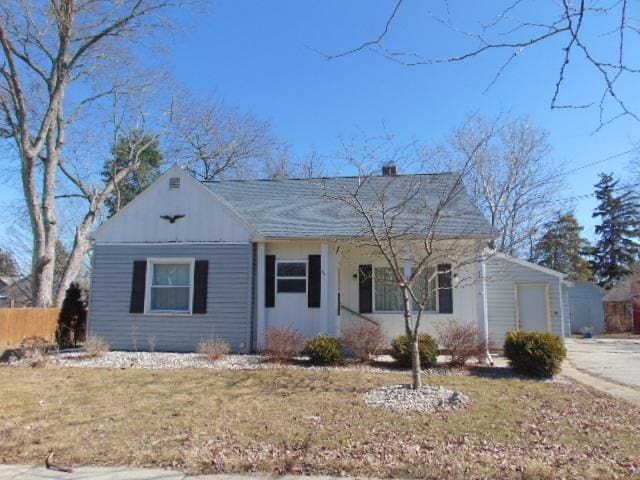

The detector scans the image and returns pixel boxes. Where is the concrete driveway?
[566,338,640,389]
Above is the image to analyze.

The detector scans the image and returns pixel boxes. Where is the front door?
[517,284,550,332]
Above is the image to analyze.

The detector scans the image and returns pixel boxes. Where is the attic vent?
[169,177,181,189]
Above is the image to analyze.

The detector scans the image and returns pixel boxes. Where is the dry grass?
[197,337,230,360]
[83,336,110,358]
[0,366,638,479]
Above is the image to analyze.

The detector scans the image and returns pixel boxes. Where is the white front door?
[517,284,550,332]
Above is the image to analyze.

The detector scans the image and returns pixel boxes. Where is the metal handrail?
[339,303,380,326]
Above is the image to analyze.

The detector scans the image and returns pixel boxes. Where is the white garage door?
[517,284,550,332]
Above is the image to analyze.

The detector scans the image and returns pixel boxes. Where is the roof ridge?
[201,171,460,184]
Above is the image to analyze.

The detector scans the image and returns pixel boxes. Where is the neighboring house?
[603,271,640,333]
[0,277,33,307]
[567,281,606,334]
[88,165,570,352]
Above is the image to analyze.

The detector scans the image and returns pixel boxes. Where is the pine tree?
[591,173,640,288]
[101,130,164,217]
[531,212,593,280]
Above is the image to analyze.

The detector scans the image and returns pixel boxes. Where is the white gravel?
[364,384,470,413]
[25,351,471,374]
[51,351,266,370]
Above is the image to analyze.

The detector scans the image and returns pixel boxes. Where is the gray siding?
[89,243,252,352]
[567,281,605,333]
[485,256,565,347]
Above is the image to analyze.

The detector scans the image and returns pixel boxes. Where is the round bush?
[390,333,438,369]
[504,331,566,378]
[305,334,346,366]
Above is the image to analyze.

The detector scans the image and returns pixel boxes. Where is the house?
[88,165,570,352]
[567,281,605,334]
[603,270,640,333]
[0,276,33,307]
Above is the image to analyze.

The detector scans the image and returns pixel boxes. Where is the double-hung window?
[374,266,438,312]
[146,259,194,313]
[276,261,307,293]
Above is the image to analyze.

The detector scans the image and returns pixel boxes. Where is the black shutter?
[265,255,275,308]
[193,260,209,314]
[308,254,321,308]
[129,260,147,313]
[437,263,453,314]
[359,264,373,313]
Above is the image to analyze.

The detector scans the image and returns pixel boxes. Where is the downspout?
[479,248,494,365]
[558,278,566,341]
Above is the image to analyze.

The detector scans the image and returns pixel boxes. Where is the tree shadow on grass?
[466,365,518,379]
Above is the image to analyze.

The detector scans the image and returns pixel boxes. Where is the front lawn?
[0,366,639,479]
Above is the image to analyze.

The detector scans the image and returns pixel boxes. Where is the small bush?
[264,326,304,363]
[305,334,346,366]
[341,321,387,362]
[504,331,566,378]
[84,336,110,358]
[198,337,230,361]
[436,320,487,367]
[17,336,53,367]
[390,333,438,369]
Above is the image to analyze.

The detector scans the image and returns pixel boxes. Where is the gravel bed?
[364,384,470,413]
[51,351,265,370]
[10,351,474,374]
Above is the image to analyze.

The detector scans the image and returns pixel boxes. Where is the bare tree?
[325,1,640,129]
[170,93,286,181]
[0,0,193,306]
[325,137,494,389]
[422,114,561,257]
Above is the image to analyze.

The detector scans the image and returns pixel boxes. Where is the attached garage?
[484,253,570,348]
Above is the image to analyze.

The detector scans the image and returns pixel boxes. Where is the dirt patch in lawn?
[0,366,638,479]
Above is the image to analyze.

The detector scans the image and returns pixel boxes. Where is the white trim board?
[489,250,569,282]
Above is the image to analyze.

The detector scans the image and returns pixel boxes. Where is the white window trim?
[144,258,195,315]
[372,265,441,314]
[276,259,308,294]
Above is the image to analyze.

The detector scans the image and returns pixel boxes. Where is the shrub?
[56,282,88,349]
[390,333,438,369]
[436,320,487,367]
[197,337,230,361]
[504,331,566,378]
[264,326,304,363]
[305,334,346,366]
[84,336,110,358]
[341,321,387,362]
[18,337,53,367]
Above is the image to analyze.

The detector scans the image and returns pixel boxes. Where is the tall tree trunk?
[53,207,96,306]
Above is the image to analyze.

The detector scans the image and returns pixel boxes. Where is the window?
[147,260,194,313]
[276,261,307,293]
[374,266,438,312]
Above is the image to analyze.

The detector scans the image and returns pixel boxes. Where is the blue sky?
[165,0,638,239]
[1,0,637,246]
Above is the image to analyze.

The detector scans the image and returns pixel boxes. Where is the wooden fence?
[0,308,60,347]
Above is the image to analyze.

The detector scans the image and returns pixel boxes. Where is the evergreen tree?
[56,283,88,349]
[531,212,593,280]
[101,131,164,217]
[591,173,640,288]
[0,248,18,277]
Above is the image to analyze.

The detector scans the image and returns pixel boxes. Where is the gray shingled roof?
[204,173,496,239]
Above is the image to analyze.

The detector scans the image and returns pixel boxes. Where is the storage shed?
[484,253,570,347]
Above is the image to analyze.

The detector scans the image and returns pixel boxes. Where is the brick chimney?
[382,162,397,176]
